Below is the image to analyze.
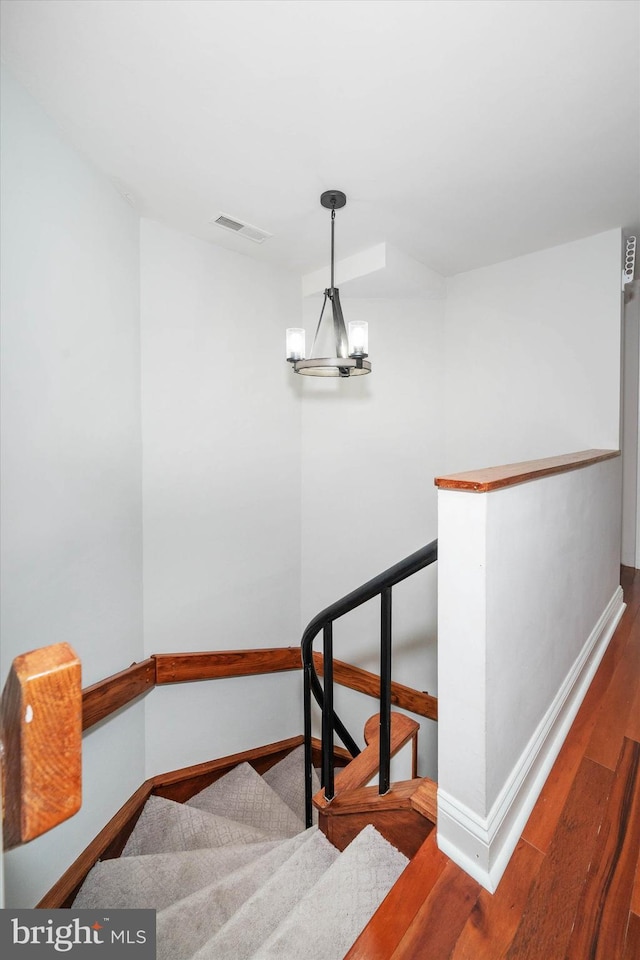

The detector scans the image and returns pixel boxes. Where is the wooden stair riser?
[320,804,434,859]
[313,712,437,858]
[318,777,437,859]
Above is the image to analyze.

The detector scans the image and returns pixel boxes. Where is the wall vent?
[210,213,272,244]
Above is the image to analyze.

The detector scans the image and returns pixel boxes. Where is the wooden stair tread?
[315,776,437,823]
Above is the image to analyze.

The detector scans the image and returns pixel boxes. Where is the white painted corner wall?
[0,66,144,907]
[443,229,622,471]
[140,219,304,775]
[0,69,307,905]
[437,456,624,891]
[299,296,444,779]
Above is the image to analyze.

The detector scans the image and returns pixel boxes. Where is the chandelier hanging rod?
[285,190,371,378]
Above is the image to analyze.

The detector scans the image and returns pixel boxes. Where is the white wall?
[140,220,303,775]
[444,230,622,472]
[438,456,624,891]
[0,67,144,906]
[437,233,624,890]
[0,64,626,905]
[299,297,444,779]
[298,231,624,785]
[637,311,640,567]
[622,281,639,567]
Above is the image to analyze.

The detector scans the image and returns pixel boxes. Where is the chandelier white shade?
[286,191,371,378]
[348,320,368,357]
[285,327,306,362]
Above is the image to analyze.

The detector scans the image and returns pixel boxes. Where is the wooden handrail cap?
[434,449,619,493]
[364,713,419,744]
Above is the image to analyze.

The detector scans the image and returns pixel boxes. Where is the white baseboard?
[437,586,625,892]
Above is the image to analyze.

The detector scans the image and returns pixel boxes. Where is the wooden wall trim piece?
[313,653,438,722]
[82,659,156,731]
[2,643,82,850]
[320,778,433,819]
[81,648,301,731]
[434,449,620,493]
[153,647,302,684]
[410,777,438,823]
[151,736,305,802]
[317,776,436,859]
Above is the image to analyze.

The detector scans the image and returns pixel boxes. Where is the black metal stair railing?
[301,538,438,827]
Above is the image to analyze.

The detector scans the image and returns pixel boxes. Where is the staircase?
[0,540,438,945]
[71,746,409,960]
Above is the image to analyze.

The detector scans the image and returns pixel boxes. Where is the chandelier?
[286,191,371,377]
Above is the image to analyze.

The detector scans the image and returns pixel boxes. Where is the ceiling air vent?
[210,213,272,244]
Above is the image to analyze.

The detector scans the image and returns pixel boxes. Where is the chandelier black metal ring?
[286,190,371,378]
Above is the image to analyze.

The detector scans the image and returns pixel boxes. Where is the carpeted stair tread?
[122,795,270,857]
[73,750,407,960]
[262,745,321,824]
[155,829,317,960]
[248,825,409,960]
[186,762,304,838]
[72,839,282,911]
[190,827,339,960]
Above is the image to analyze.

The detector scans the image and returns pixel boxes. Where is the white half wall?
[444,230,622,472]
[140,220,303,775]
[437,455,624,891]
[0,67,144,907]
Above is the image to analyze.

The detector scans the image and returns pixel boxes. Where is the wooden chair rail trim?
[1,643,82,850]
[153,647,302,683]
[80,648,302,731]
[82,659,156,731]
[81,648,433,733]
[80,647,434,736]
[314,712,419,810]
[7,643,425,854]
[434,448,620,493]
[313,653,438,721]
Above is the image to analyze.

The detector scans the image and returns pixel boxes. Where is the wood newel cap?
[2,642,82,849]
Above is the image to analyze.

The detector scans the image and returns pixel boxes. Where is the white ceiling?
[1,0,638,279]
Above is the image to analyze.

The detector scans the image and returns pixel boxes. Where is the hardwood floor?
[346,565,640,960]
